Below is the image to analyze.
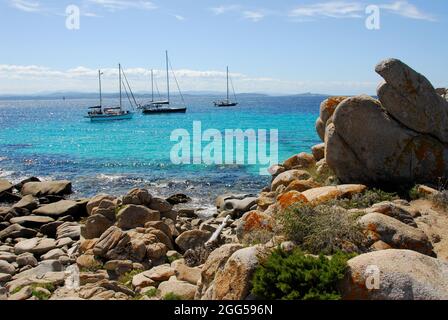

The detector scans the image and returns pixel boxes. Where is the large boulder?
[0,180,13,194]
[376,58,448,143]
[9,216,55,228]
[86,194,117,215]
[214,246,266,300]
[175,230,211,252]
[359,212,434,256]
[81,214,114,239]
[0,224,37,240]
[271,170,311,192]
[12,195,39,211]
[315,96,348,141]
[116,205,160,230]
[122,188,152,206]
[33,200,85,218]
[21,180,72,197]
[14,238,57,255]
[342,249,448,300]
[301,184,367,204]
[196,244,243,300]
[158,279,197,300]
[325,59,448,185]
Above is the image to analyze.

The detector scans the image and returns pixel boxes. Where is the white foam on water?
[0,157,7,162]
[0,170,15,178]
[96,174,126,182]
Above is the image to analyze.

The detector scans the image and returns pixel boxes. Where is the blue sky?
[0,0,446,94]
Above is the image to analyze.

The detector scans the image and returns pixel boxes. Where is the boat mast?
[119,64,122,110]
[98,70,103,108]
[226,66,229,102]
[166,50,170,103]
[151,69,154,102]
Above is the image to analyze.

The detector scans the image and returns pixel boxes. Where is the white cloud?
[173,14,185,21]
[210,5,240,15]
[0,64,378,95]
[243,10,265,22]
[289,1,364,19]
[380,1,436,21]
[87,0,157,12]
[9,0,41,12]
[288,1,435,21]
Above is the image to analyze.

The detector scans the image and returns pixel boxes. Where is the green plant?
[408,185,423,200]
[325,189,398,209]
[31,288,52,300]
[241,229,275,246]
[275,203,365,255]
[163,292,182,300]
[144,287,158,298]
[166,255,181,264]
[251,248,352,300]
[118,269,143,288]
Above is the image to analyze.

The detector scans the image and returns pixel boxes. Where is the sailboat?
[85,64,134,121]
[214,66,238,107]
[141,51,187,114]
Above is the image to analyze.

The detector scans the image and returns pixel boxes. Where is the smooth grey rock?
[175,229,211,252]
[21,180,72,197]
[342,249,448,300]
[9,215,54,228]
[376,58,448,143]
[0,260,15,275]
[116,205,160,230]
[81,214,113,239]
[33,200,84,218]
[0,224,37,240]
[12,195,39,211]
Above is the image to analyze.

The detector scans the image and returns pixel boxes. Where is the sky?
[0,0,446,95]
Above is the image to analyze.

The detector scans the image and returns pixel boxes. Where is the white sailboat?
[214,66,238,107]
[141,51,187,114]
[86,64,134,121]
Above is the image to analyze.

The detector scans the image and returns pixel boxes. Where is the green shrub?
[325,189,398,209]
[163,292,182,300]
[144,287,158,298]
[241,229,275,246]
[275,203,365,255]
[118,269,143,288]
[252,248,352,300]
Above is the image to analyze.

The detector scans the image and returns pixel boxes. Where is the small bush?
[408,185,422,200]
[275,203,365,255]
[252,248,352,300]
[167,255,181,264]
[163,292,182,300]
[241,229,275,246]
[326,189,398,209]
[118,269,143,288]
[144,287,158,298]
[430,190,448,210]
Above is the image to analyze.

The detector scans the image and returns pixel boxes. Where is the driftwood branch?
[205,215,231,247]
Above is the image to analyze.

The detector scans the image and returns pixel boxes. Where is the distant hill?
[0,91,328,100]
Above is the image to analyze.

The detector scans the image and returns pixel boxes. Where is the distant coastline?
[0,91,331,101]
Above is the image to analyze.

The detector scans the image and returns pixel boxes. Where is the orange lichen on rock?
[277,191,308,210]
[241,210,272,233]
[285,179,320,193]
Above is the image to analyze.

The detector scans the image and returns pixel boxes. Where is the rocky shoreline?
[1,58,448,300]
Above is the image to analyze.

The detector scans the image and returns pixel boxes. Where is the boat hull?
[215,102,238,107]
[142,107,187,114]
[86,113,134,121]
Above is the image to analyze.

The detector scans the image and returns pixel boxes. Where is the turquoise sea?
[0,94,323,208]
